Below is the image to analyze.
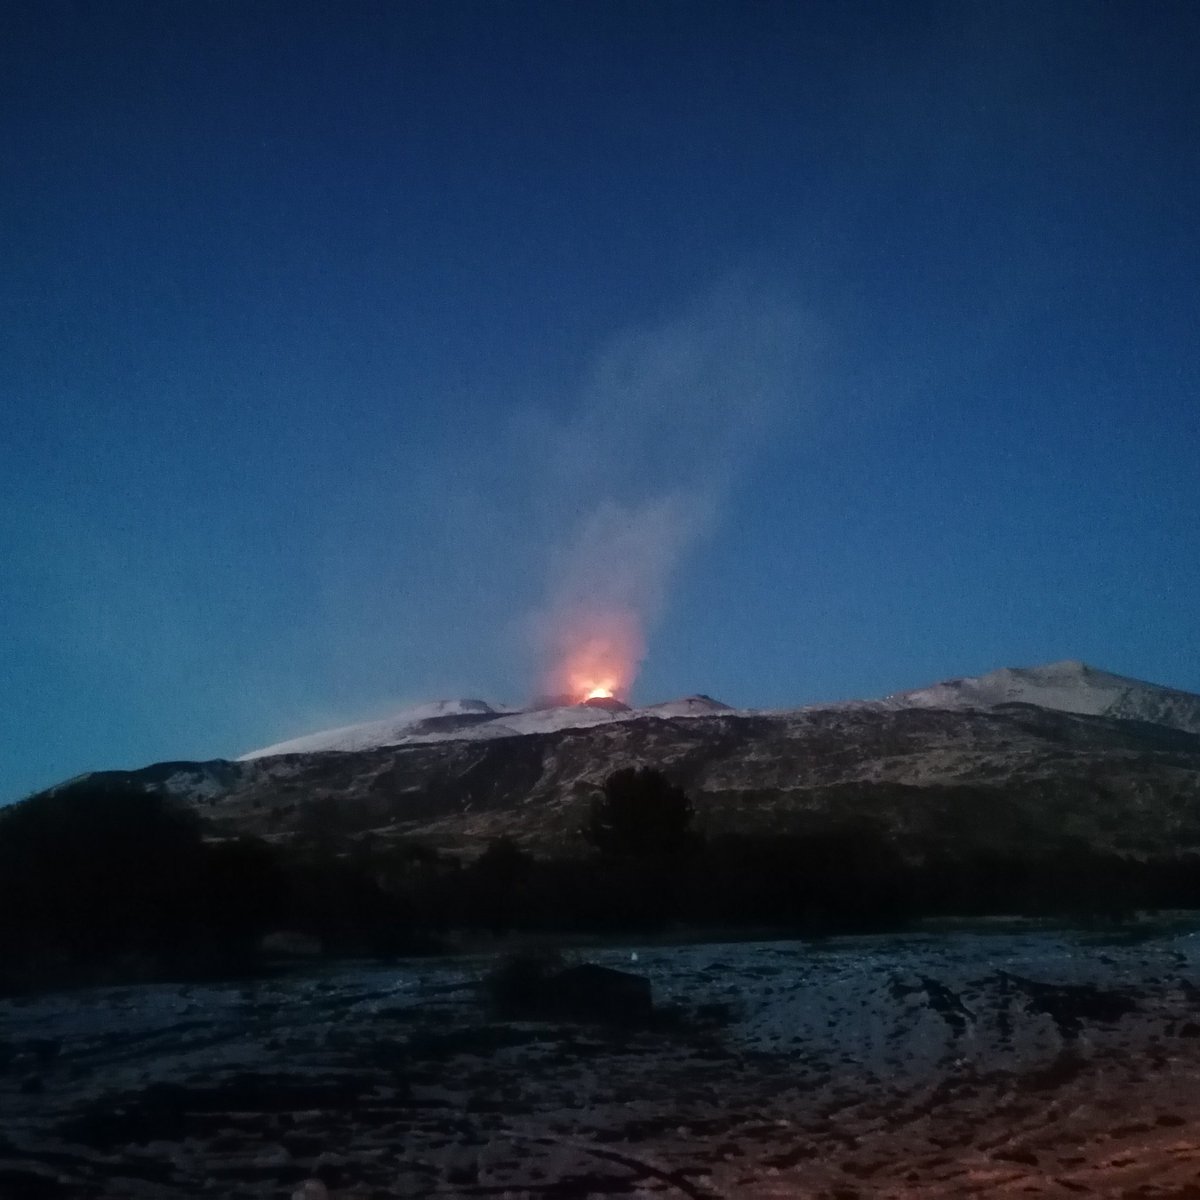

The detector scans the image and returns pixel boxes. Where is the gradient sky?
[3,0,1199,803]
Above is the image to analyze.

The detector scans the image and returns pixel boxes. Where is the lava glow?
[540,607,643,707]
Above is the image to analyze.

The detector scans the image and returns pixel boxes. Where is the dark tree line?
[0,779,421,991]
[5,768,1200,991]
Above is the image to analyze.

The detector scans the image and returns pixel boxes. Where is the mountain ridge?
[238,660,1200,760]
[24,660,1200,863]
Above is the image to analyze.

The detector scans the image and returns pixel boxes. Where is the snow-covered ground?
[5,921,1200,1197]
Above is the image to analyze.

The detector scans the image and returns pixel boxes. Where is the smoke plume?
[527,284,814,701]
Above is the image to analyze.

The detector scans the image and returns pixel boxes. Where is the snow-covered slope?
[886,659,1200,735]
[239,694,740,760]
[240,699,505,759]
[643,694,734,718]
[239,662,1200,762]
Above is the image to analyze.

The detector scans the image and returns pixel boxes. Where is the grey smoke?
[527,283,817,697]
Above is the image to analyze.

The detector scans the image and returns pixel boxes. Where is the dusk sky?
[2,0,1198,803]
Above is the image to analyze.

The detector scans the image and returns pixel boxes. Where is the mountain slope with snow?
[239,662,1200,762]
[114,698,1200,860]
[240,699,507,758]
[239,694,745,760]
[45,660,1200,861]
[885,660,1200,735]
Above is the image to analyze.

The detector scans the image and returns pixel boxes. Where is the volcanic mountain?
[44,663,1200,858]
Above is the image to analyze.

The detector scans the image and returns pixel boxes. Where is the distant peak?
[581,696,631,712]
[885,659,1200,736]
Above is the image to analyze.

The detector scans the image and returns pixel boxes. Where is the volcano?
[38,661,1199,861]
[228,661,1200,763]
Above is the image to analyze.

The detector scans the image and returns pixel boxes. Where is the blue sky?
[2,0,1198,802]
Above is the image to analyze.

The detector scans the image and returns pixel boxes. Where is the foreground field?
[4,923,1200,1198]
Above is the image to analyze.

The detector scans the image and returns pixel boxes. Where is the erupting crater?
[542,607,642,710]
[579,694,631,712]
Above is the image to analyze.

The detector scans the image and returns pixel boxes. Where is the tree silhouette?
[583,767,695,859]
[0,778,206,954]
[467,837,532,933]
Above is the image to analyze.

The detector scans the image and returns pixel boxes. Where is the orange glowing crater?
[542,607,641,707]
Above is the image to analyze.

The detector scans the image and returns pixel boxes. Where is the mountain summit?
[884,660,1200,736]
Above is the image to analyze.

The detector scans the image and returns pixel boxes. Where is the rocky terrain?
[5,921,1200,1198]
[35,661,1200,859]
